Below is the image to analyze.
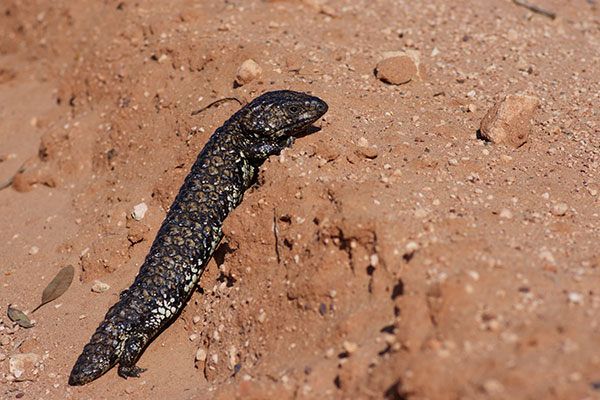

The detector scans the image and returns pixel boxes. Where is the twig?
[513,0,556,19]
[273,207,281,264]
[190,97,242,116]
[13,337,26,351]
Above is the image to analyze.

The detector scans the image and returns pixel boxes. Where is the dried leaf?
[7,305,33,328]
[32,265,74,313]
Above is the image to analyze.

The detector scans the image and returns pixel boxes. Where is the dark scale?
[68,90,328,385]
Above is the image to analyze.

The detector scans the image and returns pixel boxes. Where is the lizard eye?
[288,105,300,113]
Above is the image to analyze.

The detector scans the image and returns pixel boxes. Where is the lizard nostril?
[317,101,328,114]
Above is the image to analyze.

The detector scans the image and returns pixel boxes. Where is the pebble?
[91,280,110,293]
[228,345,237,369]
[539,250,556,264]
[343,340,358,354]
[29,246,39,255]
[414,208,428,218]
[189,334,198,341]
[375,55,416,85]
[370,253,379,266]
[235,59,262,86]
[9,353,38,379]
[479,94,539,148]
[355,146,379,159]
[568,292,583,305]
[193,316,202,324]
[405,241,419,252]
[131,202,148,221]
[319,303,327,315]
[499,209,513,219]
[257,310,266,323]
[551,203,568,216]
[195,348,207,362]
[302,0,324,11]
[482,379,505,394]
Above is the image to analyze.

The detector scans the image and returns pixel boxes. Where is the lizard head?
[236,90,328,142]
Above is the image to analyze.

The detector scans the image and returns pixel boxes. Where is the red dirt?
[1,1,600,399]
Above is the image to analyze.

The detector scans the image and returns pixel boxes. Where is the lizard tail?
[69,319,121,385]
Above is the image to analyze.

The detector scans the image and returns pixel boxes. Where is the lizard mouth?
[275,98,328,139]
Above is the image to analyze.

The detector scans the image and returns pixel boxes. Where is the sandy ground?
[1,0,600,399]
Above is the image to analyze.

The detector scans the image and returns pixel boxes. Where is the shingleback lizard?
[68,90,328,385]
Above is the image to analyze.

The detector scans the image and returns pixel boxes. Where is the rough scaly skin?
[68,90,328,385]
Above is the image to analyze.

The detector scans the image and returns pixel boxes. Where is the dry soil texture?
[1,1,600,399]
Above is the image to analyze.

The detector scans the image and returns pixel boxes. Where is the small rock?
[91,280,110,293]
[235,59,262,86]
[257,311,266,323]
[414,208,428,219]
[370,253,379,266]
[375,55,416,85]
[302,0,324,11]
[551,203,568,216]
[131,202,148,221]
[569,372,582,382]
[29,246,39,255]
[343,341,358,354]
[539,250,556,264]
[479,94,539,148]
[9,353,38,379]
[318,303,327,315]
[405,241,419,252]
[355,146,379,159]
[568,292,584,305]
[482,379,505,394]
[228,345,237,370]
[195,348,207,362]
[357,137,369,147]
[516,58,529,72]
[320,4,337,17]
[499,209,513,219]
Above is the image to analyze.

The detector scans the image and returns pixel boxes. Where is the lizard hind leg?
[117,334,149,379]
